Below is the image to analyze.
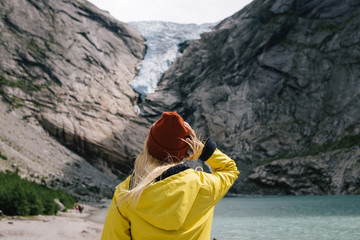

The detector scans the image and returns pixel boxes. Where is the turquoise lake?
[90,195,360,240]
[211,195,360,240]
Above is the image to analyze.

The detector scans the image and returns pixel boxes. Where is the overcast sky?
[87,0,253,24]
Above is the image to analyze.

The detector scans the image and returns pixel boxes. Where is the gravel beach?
[0,203,104,240]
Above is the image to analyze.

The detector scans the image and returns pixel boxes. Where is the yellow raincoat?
[101,147,239,240]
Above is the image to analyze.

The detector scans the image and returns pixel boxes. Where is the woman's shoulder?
[115,176,132,192]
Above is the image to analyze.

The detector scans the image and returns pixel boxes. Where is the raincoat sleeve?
[199,137,240,203]
[101,194,131,240]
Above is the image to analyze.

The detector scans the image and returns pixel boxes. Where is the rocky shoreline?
[0,202,105,240]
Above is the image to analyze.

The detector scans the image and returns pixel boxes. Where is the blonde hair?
[117,133,204,207]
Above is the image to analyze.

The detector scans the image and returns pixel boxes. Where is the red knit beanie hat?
[147,112,189,162]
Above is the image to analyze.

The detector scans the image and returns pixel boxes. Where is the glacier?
[128,21,215,98]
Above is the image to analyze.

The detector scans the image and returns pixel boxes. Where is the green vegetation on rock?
[0,74,48,108]
[257,135,360,167]
[0,170,76,216]
[306,135,360,156]
[27,38,46,58]
[0,151,7,160]
[0,74,43,92]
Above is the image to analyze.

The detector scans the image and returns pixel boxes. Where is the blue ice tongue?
[128,21,214,97]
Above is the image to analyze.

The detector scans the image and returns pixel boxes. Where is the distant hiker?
[78,205,84,213]
[101,112,239,240]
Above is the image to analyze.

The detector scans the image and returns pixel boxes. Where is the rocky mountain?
[140,0,360,195]
[1,0,360,198]
[0,0,150,199]
[0,0,149,177]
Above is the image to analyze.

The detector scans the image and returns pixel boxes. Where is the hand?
[184,122,196,143]
[184,122,204,160]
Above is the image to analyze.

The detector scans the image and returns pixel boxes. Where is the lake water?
[90,195,360,240]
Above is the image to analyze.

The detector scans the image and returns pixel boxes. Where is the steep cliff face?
[0,0,148,177]
[141,0,360,195]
